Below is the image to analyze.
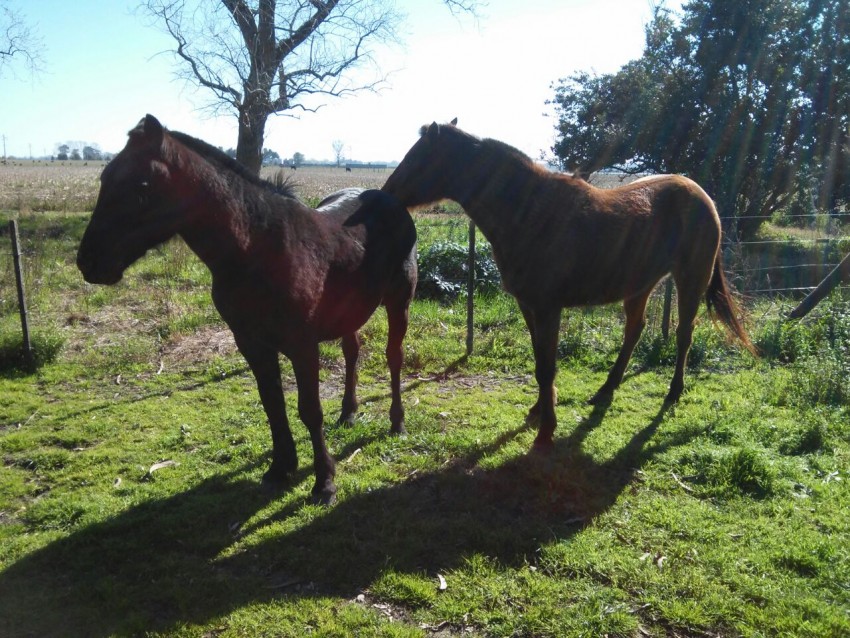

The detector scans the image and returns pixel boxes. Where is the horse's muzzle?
[76,249,123,285]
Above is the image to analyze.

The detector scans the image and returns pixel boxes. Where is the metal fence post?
[661,276,674,340]
[466,219,475,356]
[9,220,34,368]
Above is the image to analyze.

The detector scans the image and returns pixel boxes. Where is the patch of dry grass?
[0,161,392,212]
[0,161,107,212]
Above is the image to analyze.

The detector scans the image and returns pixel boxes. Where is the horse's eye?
[138,182,150,206]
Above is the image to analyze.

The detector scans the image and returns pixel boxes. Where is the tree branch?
[0,2,44,78]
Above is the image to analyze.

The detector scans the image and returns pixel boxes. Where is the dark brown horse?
[77,115,417,504]
[383,120,754,452]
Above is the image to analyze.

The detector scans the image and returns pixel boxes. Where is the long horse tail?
[705,253,758,356]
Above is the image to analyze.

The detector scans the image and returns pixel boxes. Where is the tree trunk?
[236,105,268,174]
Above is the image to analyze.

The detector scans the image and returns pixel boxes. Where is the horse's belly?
[314,287,383,340]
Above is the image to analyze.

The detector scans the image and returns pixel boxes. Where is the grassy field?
[1,166,849,637]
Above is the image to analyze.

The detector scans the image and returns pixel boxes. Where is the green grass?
[1,211,849,637]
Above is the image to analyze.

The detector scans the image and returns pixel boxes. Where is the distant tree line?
[54,142,111,162]
[550,0,850,239]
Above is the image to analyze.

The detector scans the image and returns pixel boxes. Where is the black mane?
[168,130,299,200]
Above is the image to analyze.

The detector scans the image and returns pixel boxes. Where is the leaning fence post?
[661,277,674,339]
[9,220,34,368]
[466,219,476,356]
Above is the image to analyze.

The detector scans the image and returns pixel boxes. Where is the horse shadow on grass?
[0,401,683,637]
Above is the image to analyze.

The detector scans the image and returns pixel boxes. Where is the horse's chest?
[212,278,308,342]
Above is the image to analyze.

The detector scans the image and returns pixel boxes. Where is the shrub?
[416,240,501,301]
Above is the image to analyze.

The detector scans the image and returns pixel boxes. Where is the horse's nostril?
[76,249,93,275]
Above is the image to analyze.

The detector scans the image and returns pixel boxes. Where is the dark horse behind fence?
[383,119,754,452]
[77,115,417,504]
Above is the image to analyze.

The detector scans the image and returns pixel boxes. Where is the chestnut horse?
[383,120,754,452]
[77,115,417,504]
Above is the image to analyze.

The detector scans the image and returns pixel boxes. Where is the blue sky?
[1,0,677,162]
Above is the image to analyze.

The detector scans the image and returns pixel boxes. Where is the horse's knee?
[297,400,323,432]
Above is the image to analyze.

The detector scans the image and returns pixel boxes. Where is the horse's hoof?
[261,473,289,494]
[336,413,357,427]
[262,460,297,493]
[664,391,682,404]
[530,436,554,455]
[390,422,407,436]
[312,484,338,506]
[588,390,613,406]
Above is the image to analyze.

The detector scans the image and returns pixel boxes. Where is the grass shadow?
[0,402,683,637]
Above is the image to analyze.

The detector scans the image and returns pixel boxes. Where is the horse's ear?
[143,114,164,138]
[426,122,440,138]
[129,114,164,145]
[449,117,458,126]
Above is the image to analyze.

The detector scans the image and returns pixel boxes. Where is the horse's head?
[77,114,183,285]
[383,118,472,207]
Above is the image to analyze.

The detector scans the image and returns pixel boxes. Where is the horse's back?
[521,173,721,306]
[316,187,366,212]
[318,188,416,261]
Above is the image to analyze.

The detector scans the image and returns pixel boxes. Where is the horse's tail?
[705,253,758,356]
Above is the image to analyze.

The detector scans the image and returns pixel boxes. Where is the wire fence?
[407,209,850,350]
[1,210,848,361]
[412,210,850,298]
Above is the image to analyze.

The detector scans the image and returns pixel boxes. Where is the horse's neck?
[457,159,585,262]
[456,156,535,249]
[176,174,267,274]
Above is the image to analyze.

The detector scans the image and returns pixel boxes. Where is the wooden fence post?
[9,220,34,368]
[466,219,475,356]
[788,250,850,319]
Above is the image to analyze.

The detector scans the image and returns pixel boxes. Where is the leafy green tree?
[550,0,850,238]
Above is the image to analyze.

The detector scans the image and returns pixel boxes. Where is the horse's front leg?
[590,291,651,405]
[291,343,337,505]
[234,335,298,489]
[519,301,547,423]
[528,308,562,452]
[338,332,360,426]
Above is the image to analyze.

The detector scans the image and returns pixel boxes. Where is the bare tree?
[332,139,345,166]
[0,1,44,79]
[140,0,478,173]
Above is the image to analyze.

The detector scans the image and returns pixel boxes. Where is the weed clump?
[0,328,64,373]
[686,446,778,499]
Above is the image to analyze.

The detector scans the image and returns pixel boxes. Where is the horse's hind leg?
[590,290,652,405]
[385,300,410,435]
[666,282,703,403]
[338,332,360,426]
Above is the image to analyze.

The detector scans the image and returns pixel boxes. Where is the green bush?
[416,240,501,301]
